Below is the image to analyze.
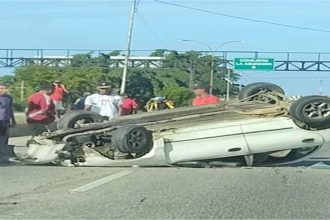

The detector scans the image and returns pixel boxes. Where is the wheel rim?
[302,101,330,119]
[127,130,145,150]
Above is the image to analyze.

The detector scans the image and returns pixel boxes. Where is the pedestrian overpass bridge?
[1,48,330,71]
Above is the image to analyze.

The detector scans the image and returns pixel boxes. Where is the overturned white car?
[23,82,330,167]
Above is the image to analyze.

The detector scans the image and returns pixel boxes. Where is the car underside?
[22,82,330,167]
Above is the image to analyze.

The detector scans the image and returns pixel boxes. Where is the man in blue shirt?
[0,83,16,163]
[73,92,91,110]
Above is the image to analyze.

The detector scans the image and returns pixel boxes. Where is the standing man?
[26,83,55,135]
[0,83,16,162]
[73,92,91,110]
[50,80,69,119]
[120,93,138,116]
[84,82,122,120]
[192,83,220,106]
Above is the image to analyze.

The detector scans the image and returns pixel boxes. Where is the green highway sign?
[234,58,274,71]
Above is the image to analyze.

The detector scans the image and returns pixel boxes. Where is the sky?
[1,0,330,96]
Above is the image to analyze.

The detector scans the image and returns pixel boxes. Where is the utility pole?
[209,57,214,94]
[182,39,214,93]
[182,39,242,95]
[20,80,24,101]
[226,69,231,101]
[120,0,137,95]
[189,59,194,89]
[319,78,323,95]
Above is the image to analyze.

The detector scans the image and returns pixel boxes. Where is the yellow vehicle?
[145,97,175,112]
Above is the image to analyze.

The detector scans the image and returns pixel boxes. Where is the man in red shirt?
[192,83,220,106]
[120,93,138,116]
[26,84,55,135]
[50,80,69,119]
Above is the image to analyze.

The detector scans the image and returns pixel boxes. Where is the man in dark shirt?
[0,83,16,163]
[73,92,91,110]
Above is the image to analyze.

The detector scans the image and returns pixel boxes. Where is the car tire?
[112,125,153,154]
[289,95,330,129]
[57,110,103,129]
[238,82,285,101]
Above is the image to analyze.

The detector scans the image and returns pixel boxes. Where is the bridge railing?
[1,49,330,71]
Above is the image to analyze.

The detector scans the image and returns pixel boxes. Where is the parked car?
[22,82,330,167]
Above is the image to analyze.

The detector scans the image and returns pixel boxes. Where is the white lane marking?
[69,170,133,193]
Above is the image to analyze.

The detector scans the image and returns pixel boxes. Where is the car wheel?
[290,96,330,129]
[238,82,285,103]
[112,125,153,154]
[57,110,103,129]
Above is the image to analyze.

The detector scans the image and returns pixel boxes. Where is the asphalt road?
[1,166,330,219]
[1,137,330,219]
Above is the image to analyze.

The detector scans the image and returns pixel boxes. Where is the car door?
[163,121,249,164]
[241,117,324,154]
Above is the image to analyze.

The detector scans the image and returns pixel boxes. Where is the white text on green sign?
[234,58,274,71]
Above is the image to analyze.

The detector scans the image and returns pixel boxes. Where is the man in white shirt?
[84,82,122,120]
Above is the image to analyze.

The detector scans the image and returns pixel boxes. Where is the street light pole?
[120,0,137,95]
[214,40,243,52]
[215,40,243,101]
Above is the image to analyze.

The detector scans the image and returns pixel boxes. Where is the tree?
[158,87,195,107]
[0,75,15,85]
[9,49,240,111]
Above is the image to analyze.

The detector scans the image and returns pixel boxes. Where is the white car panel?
[244,129,324,154]
[24,138,65,164]
[240,117,294,133]
[165,134,248,164]
[241,117,325,153]
[164,123,244,142]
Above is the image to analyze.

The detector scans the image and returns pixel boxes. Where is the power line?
[134,0,169,48]
[242,76,330,79]
[154,0,330,33]
[136,0,141,7]
[136,0,141,12]
[136,12,169,48]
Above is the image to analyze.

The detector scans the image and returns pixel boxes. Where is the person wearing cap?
[26,83,56,135]
[84,82,122,120]
[50,80,69,119]
[192,83,220,106]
